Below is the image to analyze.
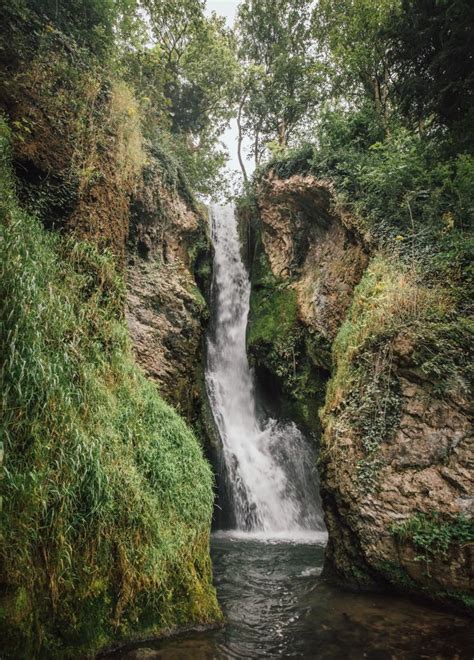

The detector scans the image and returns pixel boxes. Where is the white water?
[205,205,324,535]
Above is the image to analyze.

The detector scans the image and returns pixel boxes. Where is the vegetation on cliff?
[0,115,220,656]
[0,0,234,655]
[240,0,473,612]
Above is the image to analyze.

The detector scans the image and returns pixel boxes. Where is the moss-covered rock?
[0,118,221,658]
[242,168,474,614]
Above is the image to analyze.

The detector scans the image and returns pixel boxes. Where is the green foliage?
[169,132,231,200]
[326,256,445,407]
[410,318,474,397]
[246,240,328,431]
[4,0,140,57]
[314,0,395,114]
[1,0,237,201]
[392,513,474,563]
[386,0,474,134]
[125,2,238,197]
[236,0,322,163]
[147,136,196,209]
[248,283,299,350]
[0,122,220,656]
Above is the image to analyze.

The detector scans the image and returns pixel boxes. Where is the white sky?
[205,0,254,179]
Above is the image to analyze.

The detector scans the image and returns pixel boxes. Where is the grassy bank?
[0,121,221,657]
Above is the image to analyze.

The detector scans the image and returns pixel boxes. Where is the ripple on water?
[105,536,474,660]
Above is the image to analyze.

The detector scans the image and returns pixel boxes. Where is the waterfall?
[205,205,324,535]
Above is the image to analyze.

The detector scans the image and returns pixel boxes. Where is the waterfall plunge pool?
[107,532,473,659]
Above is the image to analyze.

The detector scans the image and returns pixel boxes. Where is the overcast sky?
[205,0,254,179]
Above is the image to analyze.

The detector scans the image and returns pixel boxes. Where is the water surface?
[110,534,473,659]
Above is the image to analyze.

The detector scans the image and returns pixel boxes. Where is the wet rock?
[249,169,474,613]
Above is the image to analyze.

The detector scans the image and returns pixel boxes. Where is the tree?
[236,0,322,168]
[120,2,238,197]
[313,0,396,122]
[22,0,142,55]
[385,0,474,129]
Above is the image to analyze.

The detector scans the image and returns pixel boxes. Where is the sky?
[205,0,254,179]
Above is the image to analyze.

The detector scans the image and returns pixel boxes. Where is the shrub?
[392,513,474,563]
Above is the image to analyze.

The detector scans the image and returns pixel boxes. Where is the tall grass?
[0,120,220,657]
[324,254,453,412]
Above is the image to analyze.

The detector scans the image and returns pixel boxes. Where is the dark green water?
[108,533,473,659]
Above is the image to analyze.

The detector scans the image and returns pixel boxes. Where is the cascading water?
[205,205,324,535]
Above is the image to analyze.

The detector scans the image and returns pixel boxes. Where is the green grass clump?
[392,514,474,564]
[0,120,220,657]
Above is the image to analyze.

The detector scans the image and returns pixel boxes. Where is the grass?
[392,513,474,564]
[324,255,452,412]
[0,120,220,657]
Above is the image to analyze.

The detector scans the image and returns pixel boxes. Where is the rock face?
[126,155,211,421]
[256,173,368,340]
[244,173,368,432]
[322,332,473,606]
[246,171,474,613]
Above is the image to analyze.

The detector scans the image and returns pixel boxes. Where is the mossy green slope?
[0,122,221,658]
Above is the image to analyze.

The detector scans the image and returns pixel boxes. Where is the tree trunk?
[254,129,260,167]
[237,98,248,184]
[277,119,287,146]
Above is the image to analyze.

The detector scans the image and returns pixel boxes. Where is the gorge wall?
[243,170,473,614]
[0,12,220,657]
[126,150,212,424]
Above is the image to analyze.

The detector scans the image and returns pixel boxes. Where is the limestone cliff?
[245,170,474,613]
[126,150,212,422]
[0,15,219,657]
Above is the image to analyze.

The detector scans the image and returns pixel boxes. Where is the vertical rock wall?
[245,170,474,613]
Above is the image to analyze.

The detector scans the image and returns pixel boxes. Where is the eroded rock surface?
[247,170,474,613]
[257,172,368,340]
[126,156,211,420]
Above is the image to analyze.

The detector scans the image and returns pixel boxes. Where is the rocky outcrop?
[246,170,474,613]
[0,15,219,656]
[126,154,211,421]
[0,26,213,424]
[244,173,367,432]
[256,172,368,340]
[322,328,473,609]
